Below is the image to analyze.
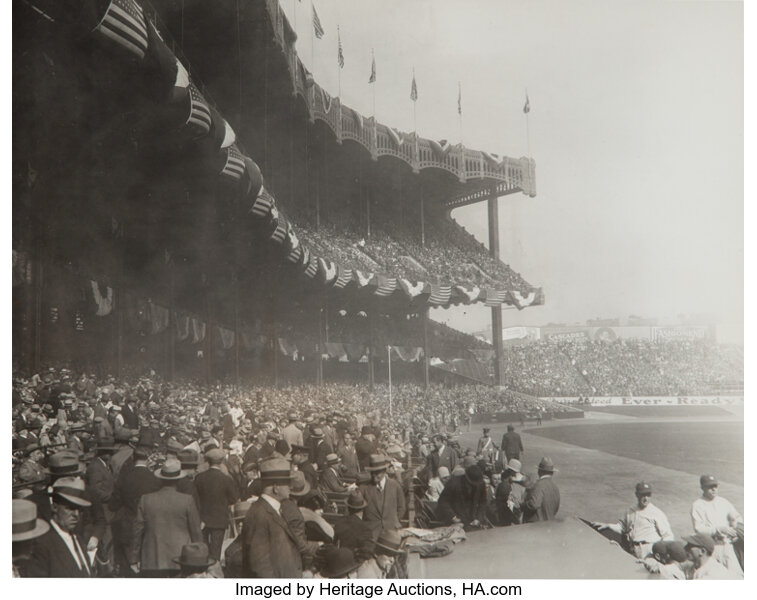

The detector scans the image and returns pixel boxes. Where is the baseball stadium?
[12,0,743,581]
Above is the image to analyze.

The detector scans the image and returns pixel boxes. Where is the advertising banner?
[652,326,708,341]
[541,396,743,406]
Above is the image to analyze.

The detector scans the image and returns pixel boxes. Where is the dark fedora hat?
[538,456,556,473]
[43,451,85,477]
[319,547,360,578]
[376,529,405,556]
[310,427,325,439]
[365,454,391,472]
[346,490,367,511]
[177,448,200,467]
[172,542,216,569]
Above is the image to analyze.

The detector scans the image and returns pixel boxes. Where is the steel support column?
[488,187,505,386]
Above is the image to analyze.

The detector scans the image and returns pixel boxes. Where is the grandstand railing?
[263,0,535,196]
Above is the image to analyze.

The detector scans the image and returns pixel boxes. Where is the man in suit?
[337,432,359,480]
[27,477,94,577]
[320,454,350,493]
[359,455,406,539]
[309,427,333,471]
[194,448,238,561]
[436,465,488,527]
[427,434,458,478]
[501,425,524,462]
[355,426,376,472]
[333,491,375,560]
[109,445,161,576]
[523,457,560,522]
[476,428,495,464]
[241,458,303,578]
[130,459,202,577]
[86,439,118,573]
[280,411,304,449]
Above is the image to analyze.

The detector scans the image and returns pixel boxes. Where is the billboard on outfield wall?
[542,396,743,406]
[501,326,541,341]
[540,325,712,343]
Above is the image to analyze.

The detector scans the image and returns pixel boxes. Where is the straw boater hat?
[155,458,186,480]
[50,477,92,507]
[12,498,50,541]
[375,529,405,556]
[172,542,216,569]
[365,454,391,472]
[259,458,293,485]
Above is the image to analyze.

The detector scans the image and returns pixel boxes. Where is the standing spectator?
[476,428,494,464]
[12,498,50,577]
[501,425,524,462]
[360,455,406,538]
[337,432,359,480]
[427,434,458,478]
[523,457,560,523]
[355,426,376,472]
[130,459,202,577]
[436,465,487,527]
[281,411,304,449]
[241,458,302,578]
[194,449,238,561]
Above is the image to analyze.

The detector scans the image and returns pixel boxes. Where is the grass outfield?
[458,414,743,540]
[526,421,743,486]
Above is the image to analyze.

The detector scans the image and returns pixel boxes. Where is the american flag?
[270,215,288,244]
[312,3,324,39]
[458,82,462,115]
[410,73,418,102]
[334,268,353,289]
[304,254,318,278]
[220,145,245,181]
[375,277,397,297]
[523,93,531,114]
[429,285,452,306]
[484,289,507,306]
[185,84,212,137]
[250,188,274,218]
[94,0,149,60]
[337,29,344,68]
[369,53,376,83]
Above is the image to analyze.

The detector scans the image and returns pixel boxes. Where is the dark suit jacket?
[130,486,202,570]
[523,476,560,522]
[427,446,458,477]
[27,525,93,577]
[242,496,303,578]
[355,437,375,471]
[86,456,114,505]
[320,466,347,492]
[313,439,333,471]
[121,404,139,429]
[360,477,405,534]
[436,474,486,526]
[194,467,238,528]
[501,432,524,459]
[333,513,375,559]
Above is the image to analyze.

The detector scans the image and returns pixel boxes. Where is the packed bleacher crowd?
[500,338,743,397]
[11,365,587,579]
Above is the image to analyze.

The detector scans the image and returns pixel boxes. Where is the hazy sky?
[282,0,744,344]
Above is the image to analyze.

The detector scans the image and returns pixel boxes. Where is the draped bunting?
[355,270,374,288]
[278,338,298,359]
[334,268,353,289]
[251,187,275,218]
[217,326,235,349]
[485,289,508,306]
[455,285,481,303]
[392,346,424,362]
[386,126,404,148]
[344,343,367,362]
[432,358,493,385]
[509,289,539,310]
[399,278,425,298]
[220,119,236,148]
[324,342,347,360]
[429,285,452,306]
[190,318,206,344]
[175,313,190,341]
[241,331,265,352]
[90,280,114,316]
[148,302,170,335]
[126,297,150,332]
[304,253,318,278]
[318,258,337,284]
[375,276,397,297]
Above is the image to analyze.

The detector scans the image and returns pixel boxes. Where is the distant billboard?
[652,326,708,341]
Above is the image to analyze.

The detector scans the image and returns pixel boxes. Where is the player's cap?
[635,481,652,496]
[699,474,718,489]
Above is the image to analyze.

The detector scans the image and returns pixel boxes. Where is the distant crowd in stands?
[501,339,743,397]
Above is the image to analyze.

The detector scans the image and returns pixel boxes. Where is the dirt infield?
[457,411,744,541]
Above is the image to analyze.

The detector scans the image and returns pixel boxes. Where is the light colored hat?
[12,499,50,541]
[260,458,293,485]
[155,458,186,480]
[50,476,92,507]
[437,466,450,478]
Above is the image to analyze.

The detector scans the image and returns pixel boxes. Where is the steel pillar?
[488,187,505,386]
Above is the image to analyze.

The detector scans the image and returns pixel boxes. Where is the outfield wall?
[541,395,744,407]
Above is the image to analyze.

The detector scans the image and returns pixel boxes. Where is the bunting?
[399,278,425,298]
[484,289,508,306]
[508,289,538,310]
[334,268,353,289]
[429,285,452,306]
[190,318,206,344]
[90,281,114,316]
[375,276,397,297]
[220,144,245,181]
[175,313,190,341]
[93,0,148,60]
[184,83,212,138]
[250,187,274,218]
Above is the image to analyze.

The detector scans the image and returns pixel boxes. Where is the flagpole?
[337,25,342,99]
[525,87,531,157]
[310,1,314,71]
[371,48,376,119]
[387,344,393,417]
[412,67,417,135]
[458,81,463,145]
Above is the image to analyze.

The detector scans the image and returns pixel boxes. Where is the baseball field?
[456,407,744,542]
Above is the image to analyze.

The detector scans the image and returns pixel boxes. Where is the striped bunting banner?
[508,289,538,310]
[399,278,425,299]
[270,214,287,244]
[374,276,397,297]
[220,144,245,181]
[303,254,318,278]
[454,285,481,303]
[484,289,508,306]
[354,270,374,288]
[184,83,212,138]
[94,0,149,60]
[428,285,452,306]
[250,188,274,218]
[334,268,353,289]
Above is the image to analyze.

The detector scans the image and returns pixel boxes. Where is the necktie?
[72,535,91,576]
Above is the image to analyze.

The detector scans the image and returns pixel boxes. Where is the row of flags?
[308,1,532,112]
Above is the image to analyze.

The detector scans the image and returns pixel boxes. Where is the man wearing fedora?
[523,457,560,523]
[436,465,487,528]
[321,453,352,493]
[501,424,524,463]
[173,542,219,578]
[359,454,406,539]
[427,434,458,478]
[333,490,375,560]
[86,437,119,575]
[690,473,743,576]
[13,498,50,577]
[281,411,304,448]
[354,529,406,579]
[594,481,673,559]
[130,458,202,577]
[241,457,303,578]
[195,448,238,561]
[27,477,95,577]
[495,459,525,526]
[310,427,333,471]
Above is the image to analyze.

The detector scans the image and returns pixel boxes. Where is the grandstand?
[12,0,542,388]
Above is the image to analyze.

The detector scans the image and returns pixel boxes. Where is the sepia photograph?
[11,0,744,583]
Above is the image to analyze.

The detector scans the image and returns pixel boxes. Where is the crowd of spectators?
[499,339,743,397]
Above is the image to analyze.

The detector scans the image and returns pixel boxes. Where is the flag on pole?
[410,72,418,101]
[312,3,324,38]
[457,82,462,115]
[337,28,344,68]
[369,52,376,83]
[523,93,531,114]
